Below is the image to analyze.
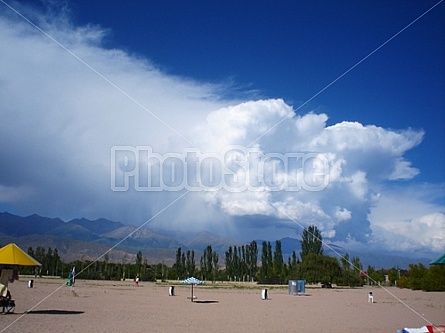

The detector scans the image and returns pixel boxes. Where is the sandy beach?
[1,278,443,333]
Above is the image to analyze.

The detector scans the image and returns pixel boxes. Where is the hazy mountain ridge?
[0,212,178,262]
[183,231,244,253]
[0,212,435,268]
[70,217,126,235]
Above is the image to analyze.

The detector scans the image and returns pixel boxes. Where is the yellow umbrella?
[0,243,42,266]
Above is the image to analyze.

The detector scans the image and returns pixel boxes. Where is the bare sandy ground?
[1,278,443,333]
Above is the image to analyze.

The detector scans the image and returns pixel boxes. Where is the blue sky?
[0,0,444,257]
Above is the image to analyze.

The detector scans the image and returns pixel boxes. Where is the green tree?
[351,256,362,272]
[273,240,284,282]
[247,241,258,282]
[340,253,350,272]
[298,253,341,284]
[46,248,54,275]
[366,265,384,286]
[337,253,363,287]
[225,246,233,281]
[300,225,323,261]
[288,251,298,278]
[53,248,62,276]
[34,246,46,276]
[388,267,399,286]
[421,265,445,291]
[267,242,273,276]
[260,241,274,283]
[185,250,195,277]
[175,247,185,279]
[240,245,247,281]
[181,252,186,277]
[103,253,109,279]
[200,245,214,281]
[26,247,38,276]
[408,263,428,290]
[212,251,219,282]
[260,241,268,281]
[233,246,240,281]
[136,250,143,277]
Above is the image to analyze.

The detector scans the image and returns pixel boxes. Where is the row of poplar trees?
[22,225,365,286]
[173,225,364,286]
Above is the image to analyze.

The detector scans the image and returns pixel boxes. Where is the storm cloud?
[0,5,443,255]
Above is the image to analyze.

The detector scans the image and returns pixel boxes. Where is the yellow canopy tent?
[0,243,41,266]
[0,243,40,314]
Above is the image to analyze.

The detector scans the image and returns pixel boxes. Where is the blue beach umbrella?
[181,277,203,302]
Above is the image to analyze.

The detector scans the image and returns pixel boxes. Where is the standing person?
[135,275,139,287]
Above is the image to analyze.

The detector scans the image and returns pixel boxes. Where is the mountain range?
[0,212,241,265]
[0,212,434,268]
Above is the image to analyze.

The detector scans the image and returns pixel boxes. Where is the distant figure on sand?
[0,282,11,300]
[135,276,139,287]
[0,282,14,313]
[66,267,76,290]
[368,292,374,303]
